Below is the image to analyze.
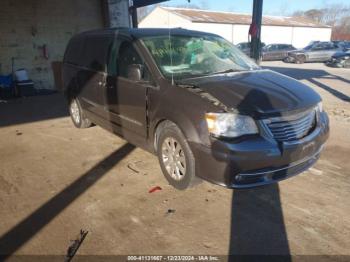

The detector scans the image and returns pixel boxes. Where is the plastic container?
[15,69,29,81]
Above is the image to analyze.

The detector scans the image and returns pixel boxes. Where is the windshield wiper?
[211,69,241,75]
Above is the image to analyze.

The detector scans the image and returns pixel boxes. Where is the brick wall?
[0,0,104,89]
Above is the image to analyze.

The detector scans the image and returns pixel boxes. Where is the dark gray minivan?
[62,28,329,189]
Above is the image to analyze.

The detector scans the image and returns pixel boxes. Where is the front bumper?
[284,56,294,63]
[326,58,346,68]
[190,112,329,189]
[285,54,300,63]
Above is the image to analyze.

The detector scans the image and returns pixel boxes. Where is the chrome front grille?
[264,109,317,142]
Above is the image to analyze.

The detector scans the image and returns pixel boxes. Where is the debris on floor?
[149,186,162,193]
[167,209,176,214]
[309,167,324,176]
[64,229,88,262]
[203,243,212,249]
[127,160,147,175]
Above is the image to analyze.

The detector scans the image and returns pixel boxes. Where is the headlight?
[205,113,258,138]
[317,102,323,113]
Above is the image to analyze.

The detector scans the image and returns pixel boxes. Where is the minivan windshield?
[141,34,259,80]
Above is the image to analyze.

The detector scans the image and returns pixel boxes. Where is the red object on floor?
[148,186,162,193]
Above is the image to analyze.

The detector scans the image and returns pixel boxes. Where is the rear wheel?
[69,98,92,129]
[157,122,197,190]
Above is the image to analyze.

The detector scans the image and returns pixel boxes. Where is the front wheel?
[343,59,350,68]
[69,98,92,128]
[282,57,290,63]
[296,55,306,64]
[157,122,197,190]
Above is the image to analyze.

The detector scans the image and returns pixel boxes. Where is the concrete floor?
[0,61,349,258]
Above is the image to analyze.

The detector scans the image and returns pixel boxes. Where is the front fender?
[149,86,219,149]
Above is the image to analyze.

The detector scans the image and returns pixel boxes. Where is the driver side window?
[117,40,152,81]
[269,45,276,51]
[312,44,325,51]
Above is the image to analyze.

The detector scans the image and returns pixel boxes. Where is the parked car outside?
[285,41,342,63]
[262,44,296,61]
[326,49,350,68]
[63,28,329,190]
[308,41,320,45]
[336,41,350,51]
[236,41,265,56]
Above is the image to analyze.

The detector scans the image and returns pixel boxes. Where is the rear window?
[81,36,112,71]
[64,35,112,72]
[64,37,83,65]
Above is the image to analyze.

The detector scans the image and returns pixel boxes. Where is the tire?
[296,55,306,64]
[282,57,290,63]
[69,98,92,129]
[156,122,198,190]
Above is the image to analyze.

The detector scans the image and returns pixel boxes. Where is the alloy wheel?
[70,100,80,124]
[161,137,186,181]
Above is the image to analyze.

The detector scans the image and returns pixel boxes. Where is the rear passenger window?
[269,45,277,51]
[326,44,337,50]
[64,37,83,65]
[279,45,287,50]
[82,36,112,72]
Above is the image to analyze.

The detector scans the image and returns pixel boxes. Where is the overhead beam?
[132,0,170,8]
[130,0,170,27]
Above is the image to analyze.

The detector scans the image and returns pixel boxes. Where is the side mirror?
[127,64,143,81]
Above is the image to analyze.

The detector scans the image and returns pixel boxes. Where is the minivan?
[62,28,329,190]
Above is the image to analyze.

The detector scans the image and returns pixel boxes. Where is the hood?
[288,49,306,55]
[179,70,321,117]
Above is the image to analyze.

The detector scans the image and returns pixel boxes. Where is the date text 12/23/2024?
[127,256,220,261]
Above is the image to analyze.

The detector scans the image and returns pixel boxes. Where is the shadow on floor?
[229,184,291,260]
[0,94,69,127]
[223,87,291,259]
[0,143,135,259]
[265,66,350,102]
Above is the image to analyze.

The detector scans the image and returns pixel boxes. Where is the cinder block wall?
[0,0,104,89]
